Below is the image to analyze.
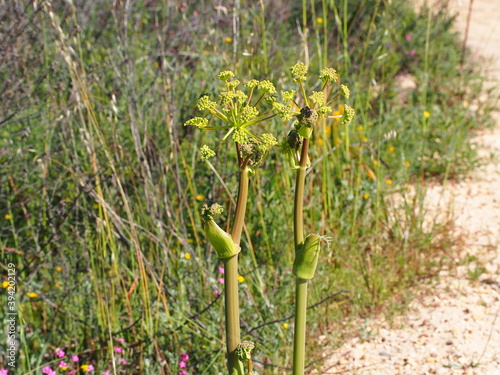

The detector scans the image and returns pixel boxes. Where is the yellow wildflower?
[385,179,393,185]
[5,214,11,220]
[316,138,324,147]
[195,194,205,201]
[363,193,370,200]
[225,37,232,43]
[283,323,289,329]
[423,111,431,118]
[357,125,363,132]
[27,292,38,298]
[2,281,8,288]
[237,275,245,283]
[184,253,191,260]
[462,100,469,108]
[404,160,410,168]
[373,160,379,167]
[388,146,395,153]
[316,17,323,24]
[80,365,89,371]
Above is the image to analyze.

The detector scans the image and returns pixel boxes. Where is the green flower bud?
[319,67,338,84]
[217,70,235,81]
[340,84,350,99]
[297,125,313,139]
[201,204,240,258]
[293,234,321,280]
[290,62,308,82]
[235,340,255,362]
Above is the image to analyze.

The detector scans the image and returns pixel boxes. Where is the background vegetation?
[0,0,495,373]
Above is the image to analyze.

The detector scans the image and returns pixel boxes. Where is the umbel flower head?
[279,63,355,168]
[184,70,287,167]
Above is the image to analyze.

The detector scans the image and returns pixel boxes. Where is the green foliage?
[0,0,495,374]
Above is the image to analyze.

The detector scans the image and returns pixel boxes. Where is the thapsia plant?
[282,63,353,375]
[185,65,353,375]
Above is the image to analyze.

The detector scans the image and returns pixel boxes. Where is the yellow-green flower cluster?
[197,95,217,111]
[217,70,235,81]
[232,127,248,144]
[200,145,215,160]
[319,68,338,84]
[341,105,355,126]
[245,79,259,89]
[258,80,276,94]
[309,91,325,106]
[282,90,296,102]
[261,133,278,147]
[273,102,293,121]
[185,117,208,129]
[340,84,350,99]
[317,105,332,118]
[290,62,308,82]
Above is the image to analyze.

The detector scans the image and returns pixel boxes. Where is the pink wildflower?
[72,355,79,362]
[217,277,224,284]
[405,33,412,41]
[59,361,68,368]
[180,353,189,362]
[179,361,187,368]
[56,349,65,358]
[103,372,110,375]
[120,359,127,365]
[178,370,187,375]
[218,266,224,274]
[68,372,75,375]
[409,49,416,57]
[118,338,125,343]
[214,289,220,296]
[87,365,95,371]
[0,369,8,375]
[42,366,53,375]
[115,347,123,353]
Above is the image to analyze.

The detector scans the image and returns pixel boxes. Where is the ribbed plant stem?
[293,278,308,375]
[224,166,249,375]
[292,138,310,375]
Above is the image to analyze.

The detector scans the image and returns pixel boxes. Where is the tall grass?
[0,0,495,374]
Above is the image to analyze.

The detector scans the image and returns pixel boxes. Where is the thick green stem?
[224,165,249,375]
[294,138,310,246]
[292,138,310,375]
[293,278,308,375]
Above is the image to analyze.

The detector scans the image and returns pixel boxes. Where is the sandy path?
[322,1,500,374]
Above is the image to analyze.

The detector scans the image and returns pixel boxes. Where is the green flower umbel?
[184,70,288,167]
[201,203,240,259]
